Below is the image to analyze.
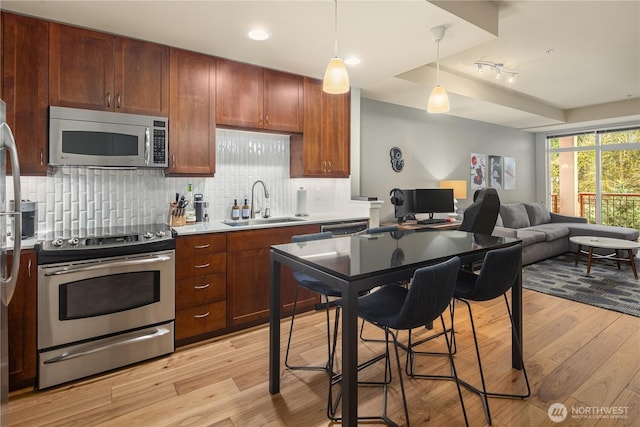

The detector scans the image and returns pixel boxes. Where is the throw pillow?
[500,203,530,229]
[524,202,552,226]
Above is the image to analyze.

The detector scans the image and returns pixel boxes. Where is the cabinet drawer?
[176,253,226,280]
[177,234,226,256]
[175,301,226,341]
[176,273,226,310]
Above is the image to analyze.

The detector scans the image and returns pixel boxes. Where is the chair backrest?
[291,231,333,243]
[394,256,460,330]
[463,244,522,301]
[459,188,500,234]
[364,225,398,234]
[291,232,333,283]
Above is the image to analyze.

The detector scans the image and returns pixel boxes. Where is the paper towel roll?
[296,187,308,216]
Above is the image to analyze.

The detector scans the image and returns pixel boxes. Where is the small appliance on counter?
[194,194,208,222]
[10,200,36,239]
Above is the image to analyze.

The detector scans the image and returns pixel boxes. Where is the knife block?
[169,202,187,227]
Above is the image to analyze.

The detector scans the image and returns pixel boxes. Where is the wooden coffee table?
[570,235,640,279]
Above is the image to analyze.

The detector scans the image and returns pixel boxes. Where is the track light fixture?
[475,61,518,83]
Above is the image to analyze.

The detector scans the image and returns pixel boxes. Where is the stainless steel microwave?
[49,106,168,168]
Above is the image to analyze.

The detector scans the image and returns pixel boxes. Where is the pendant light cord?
[436,38,441,86]
[333,0,339,57]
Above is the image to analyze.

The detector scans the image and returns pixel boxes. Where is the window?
[546,127,640,232]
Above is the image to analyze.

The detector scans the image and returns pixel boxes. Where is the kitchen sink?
[223,217,306,227]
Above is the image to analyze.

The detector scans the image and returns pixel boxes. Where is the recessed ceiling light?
[248,29,270,41]
[344,57,361,66]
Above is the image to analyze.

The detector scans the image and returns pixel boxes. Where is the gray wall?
[359,98,537,222]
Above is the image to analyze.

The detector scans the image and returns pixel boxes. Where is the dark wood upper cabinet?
[263,69,304,133]
[216,58,303,133]
[167,48,216,176]
[115,37,169,116]
[2,12,49,175]
[49,22,169,116]
[290,78,350,178]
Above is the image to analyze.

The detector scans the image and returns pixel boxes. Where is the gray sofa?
[491,202,639,265]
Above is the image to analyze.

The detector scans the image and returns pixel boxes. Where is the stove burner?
[36,223,176,265]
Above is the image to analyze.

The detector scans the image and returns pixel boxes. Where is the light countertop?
[9,214,369,250]
[173,213,369,236]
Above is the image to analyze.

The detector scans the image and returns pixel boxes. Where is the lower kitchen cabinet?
[8,250,37,391]
[175,234,227,344]
[227,225,321,328]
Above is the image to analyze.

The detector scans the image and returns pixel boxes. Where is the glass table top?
[272,229,518,280]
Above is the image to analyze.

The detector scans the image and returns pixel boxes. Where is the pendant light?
[323,0,350,94]
[427,26,449,113]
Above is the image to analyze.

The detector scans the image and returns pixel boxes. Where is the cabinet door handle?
[106,92,111,108]
[259,113,263,124]
[194,263,210,269]
[194,283,210,290]
[28,259,32,278]
[265,114,269,124]
[327,160,332,173]
[194,244,210,249]
[172,155,176,168]
[194,312,210,319]
[40,149,44,166]
[117,94,121,109]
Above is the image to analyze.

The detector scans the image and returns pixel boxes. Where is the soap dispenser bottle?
[231,199,240,220]
[241,198,250,220]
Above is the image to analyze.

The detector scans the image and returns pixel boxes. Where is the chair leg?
[455,296,531,426]
[285,287,334,372]
[404,302,457,377]
[403,311,469,427]
[328,324,409,427]
[439,314,469,427]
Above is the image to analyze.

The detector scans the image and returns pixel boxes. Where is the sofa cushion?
[527,224,570,242]
[524,202,551,226]
[515,229,547,245]
[500,203,530,229]
[492,225,516,238]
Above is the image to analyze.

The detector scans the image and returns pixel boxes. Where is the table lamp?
[439,180,468,217]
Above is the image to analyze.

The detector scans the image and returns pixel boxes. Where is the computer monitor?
[393,189,415,222]
[413,188,454,219]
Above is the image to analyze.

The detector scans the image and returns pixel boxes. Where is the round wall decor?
[390,147,404,172]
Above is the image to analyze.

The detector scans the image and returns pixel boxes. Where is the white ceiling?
[3,0,640,133]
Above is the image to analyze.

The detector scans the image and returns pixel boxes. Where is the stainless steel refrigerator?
[0,99,22,425]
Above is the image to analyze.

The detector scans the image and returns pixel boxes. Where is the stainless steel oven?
[36,224,175,389]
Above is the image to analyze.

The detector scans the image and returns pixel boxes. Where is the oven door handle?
[43,255,173,276]
[43,327,172,364]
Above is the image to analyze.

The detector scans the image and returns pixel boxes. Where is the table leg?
[512,267,523,370]
[587,247,594,276]
[269,256,281,394]
[628,249,639,280]
[575,244,582,266]
[341,286,359,426]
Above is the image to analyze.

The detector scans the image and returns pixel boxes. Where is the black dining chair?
[332,256,468,427]
[358,225,401,343]
[284,231,342,418]
[285,231,339,372]
[454,243,530,425]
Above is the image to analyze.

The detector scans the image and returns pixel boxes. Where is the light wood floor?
[9,288,639,426]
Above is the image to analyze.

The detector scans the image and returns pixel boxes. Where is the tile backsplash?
[12,129,352,235]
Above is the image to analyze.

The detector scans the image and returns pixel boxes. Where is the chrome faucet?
[250,180,270,219]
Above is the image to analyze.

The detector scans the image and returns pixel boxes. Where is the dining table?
[269,228,522,426]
